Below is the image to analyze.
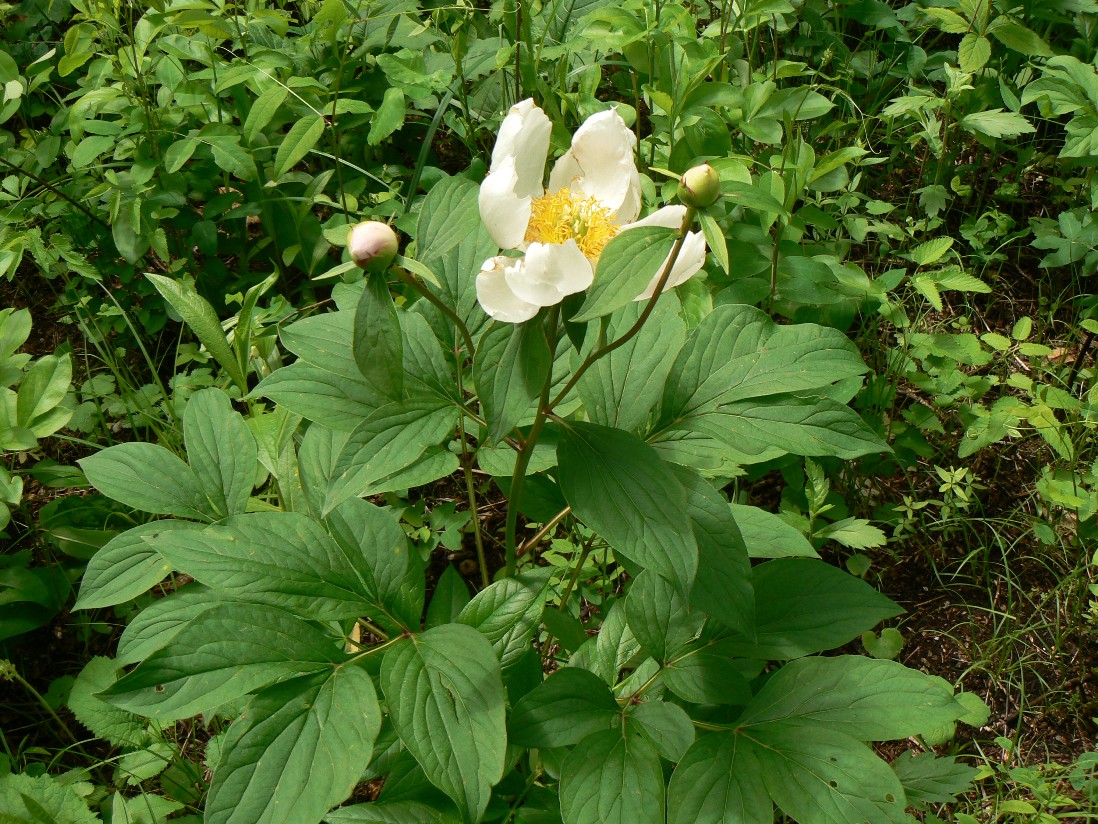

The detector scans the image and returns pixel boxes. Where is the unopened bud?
[677,164,720,209]
[347,221,398,272]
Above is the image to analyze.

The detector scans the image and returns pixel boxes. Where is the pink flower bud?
[347,221,399,272]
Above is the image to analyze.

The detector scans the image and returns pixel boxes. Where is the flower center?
[525,189,619,258]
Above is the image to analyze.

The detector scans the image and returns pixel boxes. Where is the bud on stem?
[677,163,720,209]
[347,221,399,272]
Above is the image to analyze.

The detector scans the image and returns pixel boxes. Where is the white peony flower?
[475,99,707,323]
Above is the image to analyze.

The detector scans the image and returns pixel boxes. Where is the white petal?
[479,156,532,250]
[624,204,688,231]
[505,241,593,307]
[491,98,551,200]
[634,230,707,301]
[548,108,641,222]
[476,257,541,323]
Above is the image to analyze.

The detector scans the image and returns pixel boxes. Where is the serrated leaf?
[68,657,150,749]
[906,237,953,267]
[891,752,978,806]
[959,109,1035,139]
[380,624,506,823]
[959,33,991,73]
[205,666,381,824]
[0,772,100,824]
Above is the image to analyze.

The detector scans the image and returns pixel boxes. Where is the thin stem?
[0,156,110,229]
[0,660,84,748]
[548,206,697,411]
[391,264,476,359]
[503,307,561,576]
[455,329,490,589]
[517,505,572,558]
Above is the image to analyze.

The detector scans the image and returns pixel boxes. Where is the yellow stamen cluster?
[524,189,619,259]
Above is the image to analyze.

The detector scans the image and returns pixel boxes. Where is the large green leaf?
[0,771,100,824]
[717,559,902,659]
[456,567,553,672]
[183,388,257,518]
[253,360,382,431]
[79,443,209,520]
[102,603,342,719]
[115,586,220,666]
[577,298,685,433]
[323,398,458,513]
[205,666,380,824]
[380,624,507,823]
[666,733,771,824]
[751,724,907,824]
[557,422,697,594]
[572,227,677,322]
[508,667,619,749]
[735,656,963,740]
[729,503,819,559]
[149,512,393,621]
[661,641,753,706]
[272,114,325,178]
[473,320,551,442]
[659,303,866,423]
[625,569,703,662]
[674,466,753,635]
[354,271,404,402]
[75,520,203,610]
[629,700,694,761]
[559,728,664,824]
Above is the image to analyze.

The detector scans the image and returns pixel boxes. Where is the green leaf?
[906,237,953,267]
[862,627,904,659]
[630,700,694,761]
[572,227,677,322]
[736,656,963,740]
[324,398,458,514]
[659,304,867,422]
[749,725,907,824]
[675,466,754,635]
[559,729,664,824]
[183,388,257,518]
[424,564,471,629]
[368,86,405,146]
[243,86,288,144]
[557,422,698,594]
[68,656,150,749]
[662,642,753,705]
[457,567,552,672]
[102,603,342,719]
[891,752,978,806]
[577,298,685,433]
[354,271,404,403]
[16,354,71,427]
[272,114,325,178]
[380,624,507,823]
[253,361,382,431]
[326,800,459,823]
[923,7,969,33]
[115,586,219,666]
[508,667,619,749]
[149,512,394,621]
[146,274,248,392]
[816,517,887,549]
[71,134,114,168]
[205,666,381,824]
[75,520,203,610]
[667,733,772,824]
[474,320,552,442]
[958,33,991,73]
[79,444,209,520]
[206,133,258,180]
[0,772,100,824]
[626,569,703,662]
[987,18,1052,56]
[729,503,819,558]
[719,559,903,659]
[959,109,1034,139]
